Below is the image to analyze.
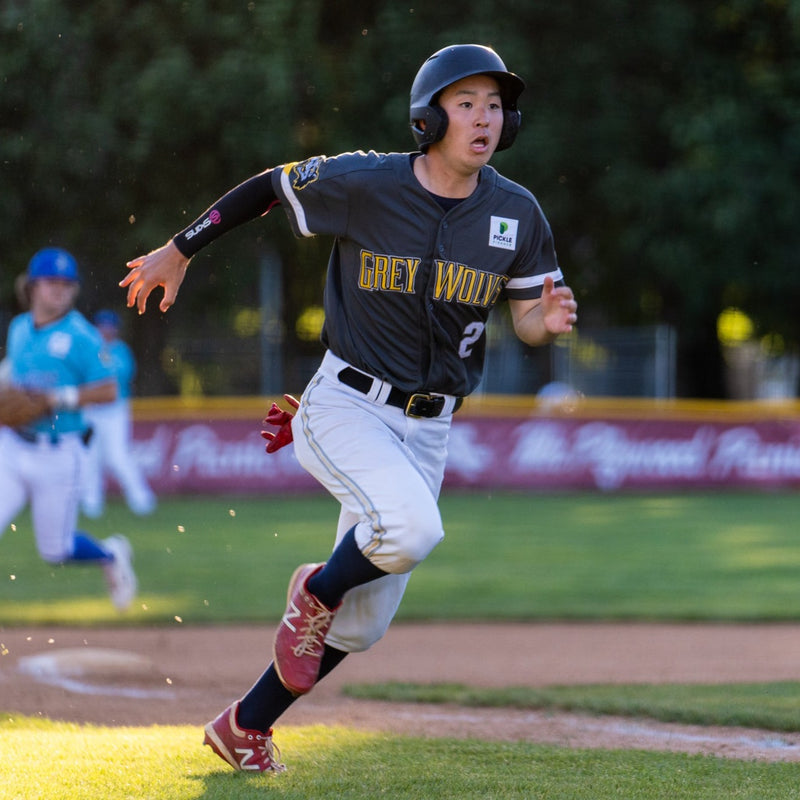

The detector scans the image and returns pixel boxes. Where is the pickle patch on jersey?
[488,216,519,251]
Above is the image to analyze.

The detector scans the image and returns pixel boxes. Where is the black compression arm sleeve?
[172,169,279,258]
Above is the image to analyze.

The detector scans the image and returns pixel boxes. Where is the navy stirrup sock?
[307,526,388,609]
[236,527,386,732]
[236,645,348,732]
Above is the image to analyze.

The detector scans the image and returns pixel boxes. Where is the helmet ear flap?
[410,105,449,152]
[496,109,522,152]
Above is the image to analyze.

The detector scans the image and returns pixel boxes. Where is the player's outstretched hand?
[261,394,301,454]
[120,240,190,315]
[541,275,578,335]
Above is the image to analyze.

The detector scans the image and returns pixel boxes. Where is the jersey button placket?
[438,219,449,257]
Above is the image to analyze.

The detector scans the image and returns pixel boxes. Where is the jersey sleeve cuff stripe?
[506,267,564,291]
[279,165,314,238]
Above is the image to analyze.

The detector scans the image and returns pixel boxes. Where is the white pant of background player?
[81,399,156,518]
[0,427,88,562]
[0,426,137,611]
[293,350,456,654]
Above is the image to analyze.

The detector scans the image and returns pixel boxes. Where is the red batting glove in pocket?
[260,394,301,453]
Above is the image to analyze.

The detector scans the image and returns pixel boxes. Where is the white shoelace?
[291,605,336,657]
[258,735,287,773]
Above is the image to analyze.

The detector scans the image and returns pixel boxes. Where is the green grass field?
[4,716,800,800]
[2,490,800,798]
[345,680,800,733]
[4,717,799,800]
[3,490,800,624]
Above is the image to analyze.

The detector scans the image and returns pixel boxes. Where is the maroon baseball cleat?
[203,702,286,773]
[273,563,340,695]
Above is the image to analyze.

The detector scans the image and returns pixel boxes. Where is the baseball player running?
[122,44,577,773]
[0,248,137,611]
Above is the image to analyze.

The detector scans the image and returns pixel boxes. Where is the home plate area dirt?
[2,622,800,762]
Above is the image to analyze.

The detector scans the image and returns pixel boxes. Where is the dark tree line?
[2,0,798,397]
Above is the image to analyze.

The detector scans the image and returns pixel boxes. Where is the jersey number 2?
[458,322,485,359]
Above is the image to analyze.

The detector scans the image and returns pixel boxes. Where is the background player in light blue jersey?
[0,248,137,611]
[81,309,157,518]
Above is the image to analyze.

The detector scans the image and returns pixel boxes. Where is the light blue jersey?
[6,309,114,435]
[104,339,137,400]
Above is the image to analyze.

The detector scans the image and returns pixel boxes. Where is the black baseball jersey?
[272,150,564,397]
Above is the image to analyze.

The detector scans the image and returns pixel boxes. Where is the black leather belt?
[13,427,93,445]
[14,428,58,444]
[337,367,462,418]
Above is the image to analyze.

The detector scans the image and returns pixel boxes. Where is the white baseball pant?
[0,427,84,562]
[292,350,454,652]
[82,399,156,517]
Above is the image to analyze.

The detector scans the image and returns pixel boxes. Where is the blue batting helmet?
[27,248,80,282]
[93,309,121,328]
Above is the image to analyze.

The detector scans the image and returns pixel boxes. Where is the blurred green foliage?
[2,0,799,396]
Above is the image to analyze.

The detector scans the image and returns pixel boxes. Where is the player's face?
[30,278,78,322]
[435,75,504,171]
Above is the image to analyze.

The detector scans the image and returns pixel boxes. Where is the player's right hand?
[120,240,190,315]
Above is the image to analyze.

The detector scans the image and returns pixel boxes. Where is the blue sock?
[306,526,388,609]
[71,532,111,562]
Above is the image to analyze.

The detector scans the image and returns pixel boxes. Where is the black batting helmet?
[410,44,525,153]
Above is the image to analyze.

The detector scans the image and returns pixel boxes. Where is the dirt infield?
[2,622,800,762]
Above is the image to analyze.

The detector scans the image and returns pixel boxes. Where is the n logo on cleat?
[281,601,302,633]
[235,748,260,770]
